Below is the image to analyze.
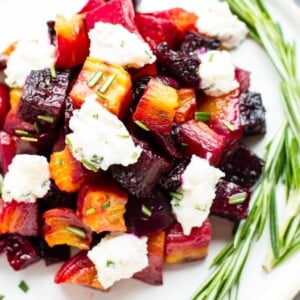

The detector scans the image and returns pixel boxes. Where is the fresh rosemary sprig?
[192,0,300,298]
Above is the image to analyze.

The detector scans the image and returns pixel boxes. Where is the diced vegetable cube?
[69,57,132,118]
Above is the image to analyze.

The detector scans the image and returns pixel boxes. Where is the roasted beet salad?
[0,0,266,292]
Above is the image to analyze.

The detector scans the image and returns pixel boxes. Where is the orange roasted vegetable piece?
[55,251,106,290]
[43,207,92,250]
[49,145,93,193]
[69,57,132,118]
[175,88,197,124]
[54,14,90,68]
[133,78,179,135]
[77,178,128,233]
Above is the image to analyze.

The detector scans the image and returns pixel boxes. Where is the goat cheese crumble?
[2,154,50,203]
[89,21,156,68]
[87,233,148,289]
[198,50,239,97]
[4,39,55,88]
[171,155,224,235]
[66,96,142,171]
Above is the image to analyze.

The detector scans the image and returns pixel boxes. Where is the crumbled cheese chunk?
[198,50,239,97]
[89,21,156,68]
[136,0,248,49]
[2,154,50,203]
[66,96,142,171]
[4,39,55,88]
[87,233,148,289]
[171,155,224,235]
[195,0,248,49]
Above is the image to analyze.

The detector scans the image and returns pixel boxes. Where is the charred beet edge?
[155,42,200,88]
[211,179,251,220]
[110,137,172,199]
[17,68,71,132]
[33,238,70,266]
[239,91,266,135]
[159,157,190,192]
[132,75,152,108]
[47,20,56,46]
[125,189,175,236]
[220,144,264,189]
[180,30,221,55]
[39,181,77,214]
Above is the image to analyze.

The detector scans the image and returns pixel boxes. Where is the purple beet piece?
[159,157,190,192]
[240,91,266,136]
[110,137,172,198]
[211,179,251,220]
[180,30,220,55]
[64,96,75,133]
[0,53,7,70]
[39,181,77,214]
[235,68,251,94]
[132,76,152,107]
[33,238,70,266]
[155,42,200,88]
[17,68,71,132]
[0,234,8,254]
[156,75,180,89]
[125,189,175,236]
[220,144,264,189]
[5,234,40,271]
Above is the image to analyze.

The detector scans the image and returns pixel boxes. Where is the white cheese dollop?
[4,39,55,88]
[137,0,248,49]
[2,154,50,203]
[171,155,224,235]
[89,21,156,68]
[87,233,148,289]
[66,96,142,171]
[198,50,239,97]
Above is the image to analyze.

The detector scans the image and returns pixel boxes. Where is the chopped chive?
[0,294,4,300]
[50,65,56,78]
[222,120,235,131]
[86,207,96,215]
[65,136,73,149]
[90,154,103,165]
[33,122,40,134]
[131,152,139,159]
[15,129,29,136]
[37,115,54,123]
[56,159,63,166]
[195,111,211,122]
[209,52,215,62]
[142,204,152,217]
[106,260,115,267]
[0,174,3,196]
[18,280,29,293]
[82,159,98,172]
[98,73,117,93]
[144,50,153,59]
[20,136,38,142]
[66,226,86,238]
[102,200,111,210]
[170,191,183,201]
[134,120,150,131]
[117,134,130,138]
[45,78,51,85]
[96,92,110,101]
[87,71,103,88]
[92,113,99,119]
[195,204,206,212]
[228,192,247,205]
[120,40,125,47]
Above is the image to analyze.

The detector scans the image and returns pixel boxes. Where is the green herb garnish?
[37,115,54,123]
[192,1,300,299]
[86,207,96,216]
[142,204,152,217]
[222,119,235,131]
[102,201,111,210]
[66,226,86,238]
[98,73,117,93]
[50,65,56,78]
[195,111,211,122]
[106,260,115,267]
[20,136,38,143]
[228,192,248,205]
[15,129,29,136]
[134,120,150,131]
[87,71,103,88]
[18,280,29,293]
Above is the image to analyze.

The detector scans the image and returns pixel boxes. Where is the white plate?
[0,1,300,299]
